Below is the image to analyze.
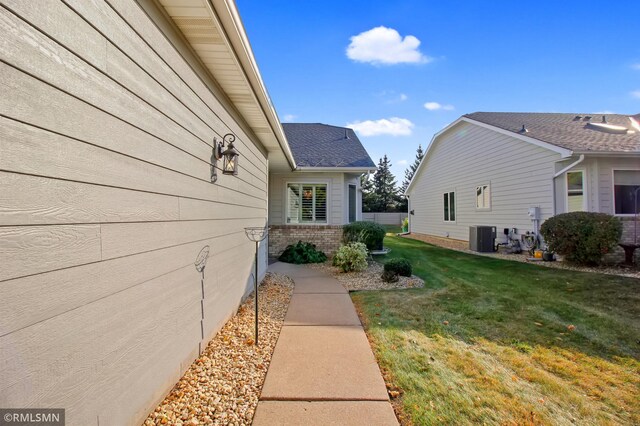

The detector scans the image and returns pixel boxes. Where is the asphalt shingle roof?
[282,123,376,168]
[464,112,640,153]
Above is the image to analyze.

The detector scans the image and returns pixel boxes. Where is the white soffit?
[157,0,295,170]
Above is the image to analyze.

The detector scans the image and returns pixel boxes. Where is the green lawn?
[352,233,640,425]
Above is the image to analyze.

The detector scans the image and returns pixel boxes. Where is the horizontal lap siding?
[408,122,560,241]
[0,1,267,425]
[269,172,345,226]
[596,157,640,215]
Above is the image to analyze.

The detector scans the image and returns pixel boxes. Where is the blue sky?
[237,0,640,180]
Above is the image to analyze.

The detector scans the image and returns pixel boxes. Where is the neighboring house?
[268,123,376,257]
[406,112,640,259]
[0,1,296,425]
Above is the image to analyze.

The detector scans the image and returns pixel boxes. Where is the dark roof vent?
[573,115,582,121]
[583,116,592,121]
[519,124,528,133]
[344,128,350,140]
[602,115,607,123]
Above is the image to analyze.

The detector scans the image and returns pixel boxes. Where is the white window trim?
[475,183,491,211]
[611,168,640,217]
[565,169,587,213]
[443,190,456,223]
[284,180,330,225]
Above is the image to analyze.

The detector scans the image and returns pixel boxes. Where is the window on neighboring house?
[476,184,490,209]
[443,191,455,222]
[567,171,585,212]
[287,183,327,224]
[614,170,640,215]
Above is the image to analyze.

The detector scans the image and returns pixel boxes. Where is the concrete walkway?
[253,262,398,425]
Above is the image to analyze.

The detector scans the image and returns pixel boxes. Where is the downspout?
[552,154,585,215]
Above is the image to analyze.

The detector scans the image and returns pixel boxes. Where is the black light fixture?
[211,133,239,183]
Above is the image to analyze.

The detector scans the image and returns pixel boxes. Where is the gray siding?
[0,1,268,425]
[408,122,561,241]
[269,172,345,225]
[343,173,363,223]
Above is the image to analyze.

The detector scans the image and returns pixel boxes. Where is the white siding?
[269,172,345,225]
[408,122,561,241]
[0,2,268,425]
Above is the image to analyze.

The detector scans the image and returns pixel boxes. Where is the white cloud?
[347,117,414,137]
[632,63,640,70]
[397,159,408,166]
[346,26,430,65]
[283,114,297,122]
[632,90,640,99]
[377,90,409,103]
[424,101,454,111]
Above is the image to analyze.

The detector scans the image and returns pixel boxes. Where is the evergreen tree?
[398,145,424,211]
[372,155,399,212]
[360,173,377,212]
[401,144,424,193]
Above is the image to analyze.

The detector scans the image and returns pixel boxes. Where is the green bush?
[540,212,622,265]
[384,258,412,277]
[332,242,368,272]
[343,221,386,251]
[381,269,399,283]
[278,241,327,264]
[402,217,409,231]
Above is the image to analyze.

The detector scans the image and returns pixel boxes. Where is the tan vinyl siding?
[408,122,561,241]
[269,172,345,225]
[0,2,268,425]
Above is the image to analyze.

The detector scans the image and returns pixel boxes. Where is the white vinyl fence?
[362,212,408,226]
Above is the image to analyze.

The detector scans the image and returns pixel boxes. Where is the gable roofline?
[281,122,376,169]
[405,116,573,194]
[156,0,296,170]
[209,0,296,169]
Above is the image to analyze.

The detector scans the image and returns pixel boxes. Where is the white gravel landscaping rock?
[143,272,294,426]
[309,261,424,291]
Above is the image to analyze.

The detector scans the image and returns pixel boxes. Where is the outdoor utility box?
[469,226,497,252]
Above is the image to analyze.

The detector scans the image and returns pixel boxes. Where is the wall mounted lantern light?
[211,133,240,183]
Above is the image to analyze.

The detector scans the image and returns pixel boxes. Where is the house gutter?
[553,154,584,178]
[295,166,377,173]
[551,154,584,215]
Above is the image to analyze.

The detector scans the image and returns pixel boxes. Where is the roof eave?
[573,151,640,156]
[208,0,296,169]
[295,166,377,173]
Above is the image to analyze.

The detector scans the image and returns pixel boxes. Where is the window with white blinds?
[287,184,328,224]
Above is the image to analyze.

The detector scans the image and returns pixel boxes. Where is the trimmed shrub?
[332,242,368,272]
[540,212,622,265]
[343,221,386,251]
[381,269,399,283]
[402,217,409,232]
[279,241,327,264]
[384,258,412,277]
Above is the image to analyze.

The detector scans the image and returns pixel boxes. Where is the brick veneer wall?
[603,217,640,264]
[268,225,344,258]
